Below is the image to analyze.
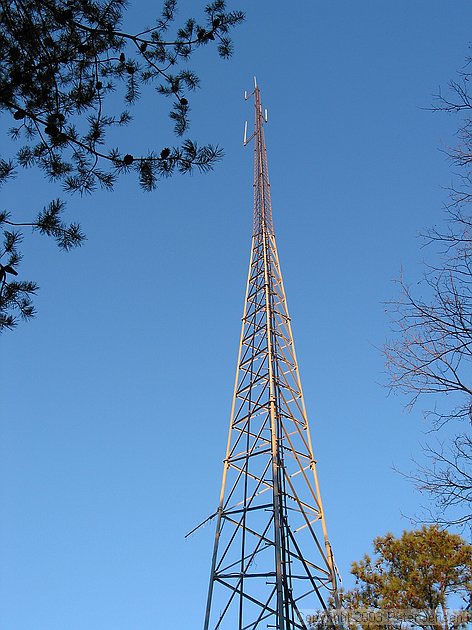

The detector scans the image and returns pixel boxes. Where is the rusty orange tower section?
[203,80,342,630]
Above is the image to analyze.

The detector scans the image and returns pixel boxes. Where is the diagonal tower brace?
[204,80,342,630]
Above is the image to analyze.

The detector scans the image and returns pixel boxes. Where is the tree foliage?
[384,53,472,532]
[341,526,472,630]
[0,0,244,330]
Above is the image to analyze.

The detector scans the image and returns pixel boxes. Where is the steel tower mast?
[203,80,342,630]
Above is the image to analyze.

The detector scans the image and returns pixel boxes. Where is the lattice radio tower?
[203,79,342,630]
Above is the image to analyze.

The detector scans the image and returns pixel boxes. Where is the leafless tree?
[385,65,472,531]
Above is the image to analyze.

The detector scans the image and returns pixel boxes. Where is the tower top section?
[243,77,269,144]
[243,78,274,236]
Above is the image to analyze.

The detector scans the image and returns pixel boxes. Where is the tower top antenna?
[243,78,268,146]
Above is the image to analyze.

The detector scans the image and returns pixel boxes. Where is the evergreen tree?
[0,0,244,329]
[340,526,472,630]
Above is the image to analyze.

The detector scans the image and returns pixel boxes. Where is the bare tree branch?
[385,64,472,531]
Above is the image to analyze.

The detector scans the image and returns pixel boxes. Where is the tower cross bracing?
[203,81,342,630]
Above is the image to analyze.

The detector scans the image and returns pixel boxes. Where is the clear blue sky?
[1,2,471,628]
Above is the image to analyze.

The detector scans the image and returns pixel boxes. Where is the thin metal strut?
[204,80,342,630]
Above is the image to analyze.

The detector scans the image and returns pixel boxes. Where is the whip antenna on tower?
[203,80,343,630]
